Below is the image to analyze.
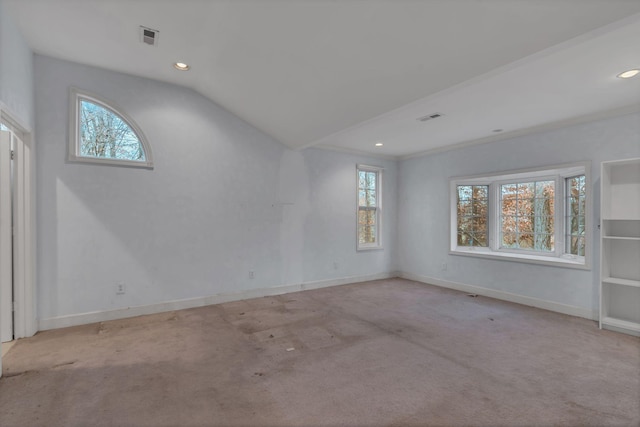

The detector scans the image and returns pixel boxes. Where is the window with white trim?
[499,179,555,252]
[457,185,488,247]
[451,163,590,268]
[69,88,153,168]
[566,175,586,256]
[357,165,383,250]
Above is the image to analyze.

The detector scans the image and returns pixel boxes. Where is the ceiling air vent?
[140,26,159,46]
[417,113,444,122]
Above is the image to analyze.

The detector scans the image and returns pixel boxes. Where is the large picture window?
[357,165,383,250]
[500,180,555,252]
[450,163,590,268]
[68,88,153,168]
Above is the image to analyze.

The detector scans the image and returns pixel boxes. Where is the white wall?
[30,43,638,328]
[0,3,34,373]
[0,0,34,129]
[35,55,396,325]
[397,112,640,316]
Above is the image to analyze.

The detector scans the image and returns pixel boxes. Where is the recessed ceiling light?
[375,142,384,147]
[492,129,503,133]
[174,62,190,71]
[617,69,639,79]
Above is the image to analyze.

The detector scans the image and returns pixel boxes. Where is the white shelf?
[601,219,640,239]
[601,159,640,219]
[602,277,640,288]
[601,317,640,333]
[600,158,640,336]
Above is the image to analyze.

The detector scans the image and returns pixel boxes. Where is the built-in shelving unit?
[600,158,640,336]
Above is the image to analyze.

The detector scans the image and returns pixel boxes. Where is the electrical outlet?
[249,271,255,279]
[440,262,447,271]
[116,282,126,295]
[333,261,339,270]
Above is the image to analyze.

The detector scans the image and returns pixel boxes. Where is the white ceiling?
[5,0,640,157]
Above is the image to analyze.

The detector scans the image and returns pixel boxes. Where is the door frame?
[0,104,36,346]
[1,126,12,344]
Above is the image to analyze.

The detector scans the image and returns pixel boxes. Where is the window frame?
[565,174,587,257]
[356,164,383,251]
[68,87,154,169]
[495,174,558,255]
[455,184,490,248]
[450,162,591,269]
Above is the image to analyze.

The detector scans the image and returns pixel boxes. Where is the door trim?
[0,129,12,344]
[0,104,36,342]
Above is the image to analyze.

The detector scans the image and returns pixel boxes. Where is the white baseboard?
[398,271,597,321]
[38,271,597,331]
[38,272,394,331]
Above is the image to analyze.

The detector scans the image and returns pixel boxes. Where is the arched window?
[68,88,153,168]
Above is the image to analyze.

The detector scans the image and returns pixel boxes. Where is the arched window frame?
[68,87,154,169]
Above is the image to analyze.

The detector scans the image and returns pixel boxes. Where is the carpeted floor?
[0,278,638,426]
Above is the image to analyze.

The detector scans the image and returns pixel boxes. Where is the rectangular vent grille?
[417,113,444,122]
[140,26,159,46]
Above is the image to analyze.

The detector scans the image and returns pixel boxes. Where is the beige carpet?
[1,278,638,426]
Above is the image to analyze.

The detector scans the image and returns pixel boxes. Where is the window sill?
[450,247,589,270]
[68,153,154,169]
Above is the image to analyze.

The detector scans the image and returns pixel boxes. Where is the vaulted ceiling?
[5,0,640,157]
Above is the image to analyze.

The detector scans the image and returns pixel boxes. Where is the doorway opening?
[0,112,35,350]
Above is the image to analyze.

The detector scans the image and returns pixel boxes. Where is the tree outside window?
[451,163,589,268]
[357,165,382,250]
[80,100,145,161]
[69,88,153,168]
[500,181,555,252]
[566,175,586,256]
[457,185,488,247]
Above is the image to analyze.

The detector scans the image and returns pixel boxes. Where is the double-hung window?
[357,165,383,250]
[451,162,590,268]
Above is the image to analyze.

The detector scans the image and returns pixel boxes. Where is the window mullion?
[555,176,563,257]
[490,183,498,251]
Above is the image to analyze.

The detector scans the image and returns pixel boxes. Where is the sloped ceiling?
[5,0,640,156]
